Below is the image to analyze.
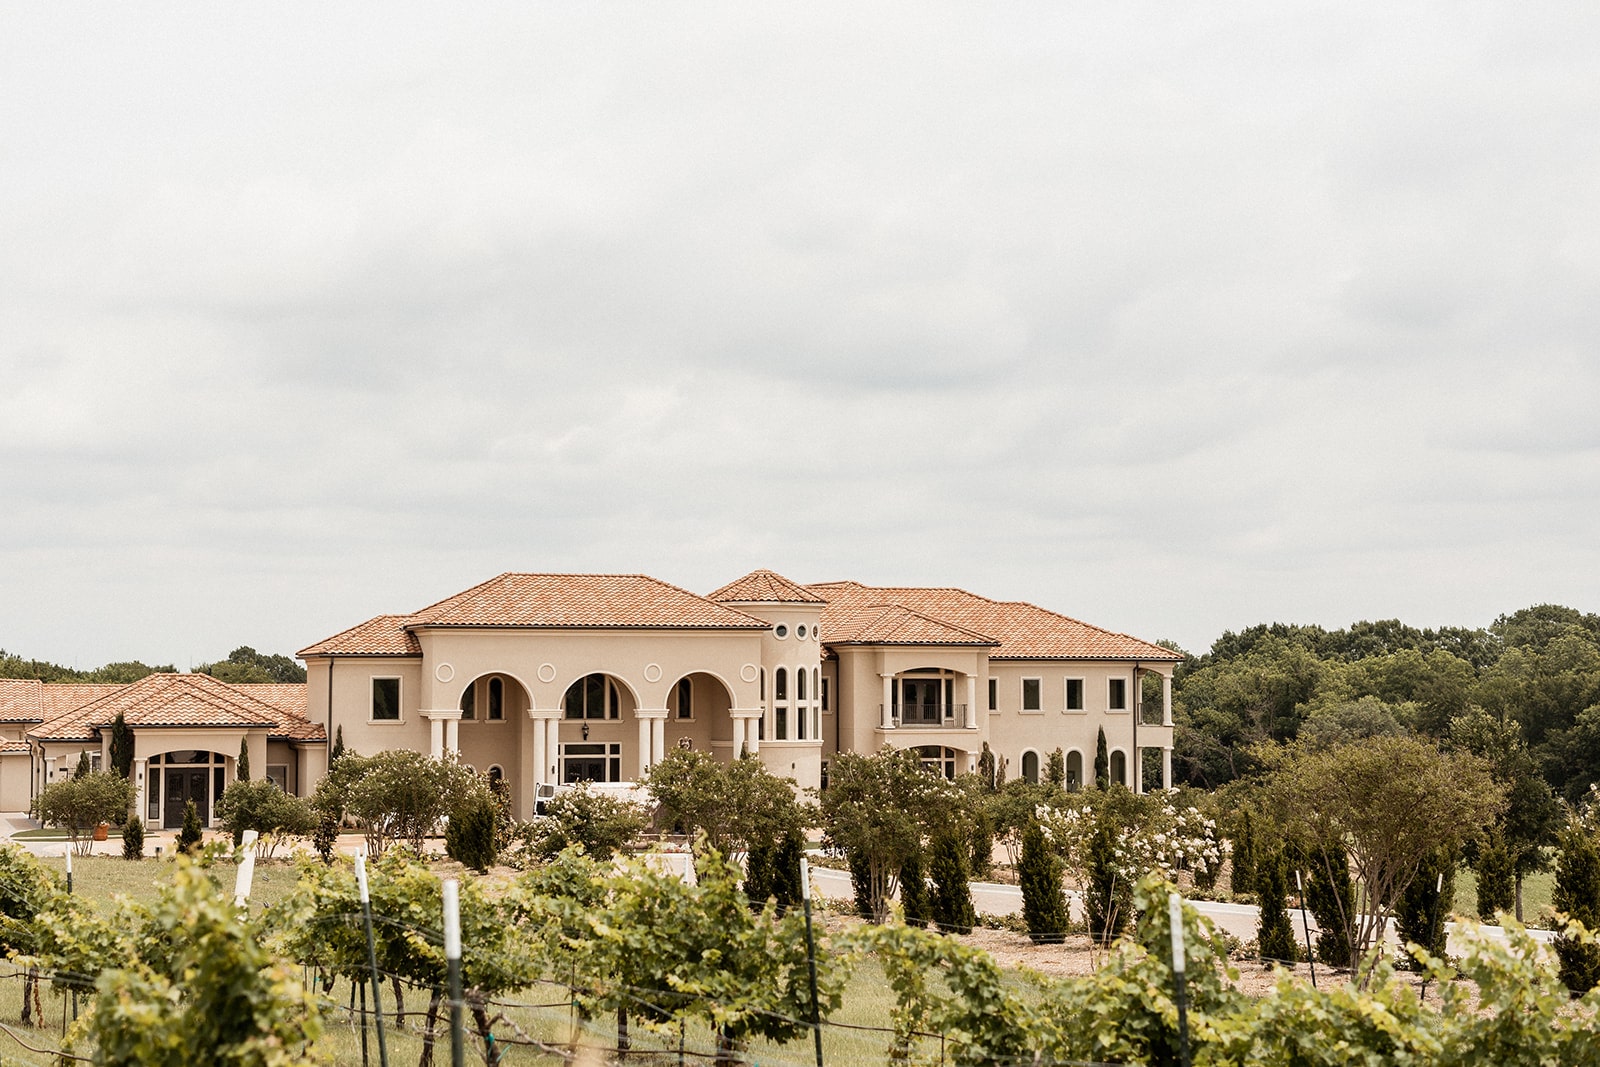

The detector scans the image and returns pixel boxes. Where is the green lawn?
[1451,867,1555,926]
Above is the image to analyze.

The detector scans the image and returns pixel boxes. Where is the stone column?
[428,716,444,760]
[965,675,978,729]
[546,717,562,781]
[134,758,148,824]
[637,714,652,774]
[743,711,760,755]
[880,673,894,729]
[1163,674,1173,726]
[531,712,548,787]
[652,715,666,767]
[1163,746,1174,791]
[445,716,460,756]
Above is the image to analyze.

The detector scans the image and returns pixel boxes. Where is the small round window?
[775,624,789,639]
[796,624,808,639]
[814,627,821,641]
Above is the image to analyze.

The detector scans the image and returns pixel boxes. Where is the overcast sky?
[4,4,1599,668]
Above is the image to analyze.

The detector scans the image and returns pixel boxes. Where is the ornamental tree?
[32,771,135,854]
[818,747,955,923]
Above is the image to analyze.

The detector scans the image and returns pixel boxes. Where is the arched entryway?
[146,749,228,829]
[667,671,735,762]
[1065,749,1084,790]
[1109,749,1127,787]
[558,673,636,783]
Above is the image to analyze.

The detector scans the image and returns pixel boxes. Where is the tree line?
[0,644,306,684]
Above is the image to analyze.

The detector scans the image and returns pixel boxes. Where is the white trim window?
[1020,677,1042,714]
[1021,749,1040,783]
[1107,677,1128,712]
[371,677,402,721]
[1064,677,1086,713]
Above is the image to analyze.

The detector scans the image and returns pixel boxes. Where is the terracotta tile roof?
[708,570,828,604]
[298,614,423,658]
[31,674,289,743]
[303,574,768,655]
[0,739,28,755]
[0,679,43,723]
[823,605,998,647]
[808,581,1181,662]
[233,684,325,742]
[417,573,766,630]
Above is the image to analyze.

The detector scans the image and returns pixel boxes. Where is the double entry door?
[163,768,210,829]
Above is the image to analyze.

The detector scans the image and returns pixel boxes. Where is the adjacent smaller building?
[0,674,325,827]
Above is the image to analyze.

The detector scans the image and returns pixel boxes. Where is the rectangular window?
[1108,678,1128,711]
[988,678,997,711]
[821,678,830,712]
[776,705,788,740]
[797,703,808,740]
[371,677,401,721]
[1065,678,1085,712]
[267,765,289,791]
[1022,678,1042,712]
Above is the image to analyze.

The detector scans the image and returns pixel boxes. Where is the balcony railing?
[885,703,969,728]
[1138,702,1169,726]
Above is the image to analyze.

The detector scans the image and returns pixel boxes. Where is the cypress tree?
[177,800,203,854]
[1305,842,1356,968]
[995,752,1007,790]
[968,807,995,880]
[109,712,134,779]
[444,792,498,874]
[1396,845,1455,969]
[1231,810,1258,896]
[1256,846,1298,968]
[928,828,977,935]
[237,739,250,782]
[899,848,930,929]
[1019,820,1067,944]
[743,835,777,907]
[1086,820,1126,945]
[978,743,996,790]
[771,825,806,912]
[1476,829,1516,922]
[1046,748,1065,789]
[847,846,875,921]
[75,750,90,779]
[1553,822,1600,995]
[121,814,144,860]
[330,725,346,764]
[1094,728,1110,791]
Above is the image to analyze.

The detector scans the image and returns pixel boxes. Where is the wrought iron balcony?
[884,703,969,728]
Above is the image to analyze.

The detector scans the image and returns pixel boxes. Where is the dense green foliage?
[1476,829,1516,919]
[927,827,976,934]
[0,649,176,683]
[109,712,134,779]
[1256,844,1298,966]
[1553,819,1600,994]
[312,748,490,856]
[1018,820,1067,944]
[32,771,135,854]
[216,780,316,858]
[444,790,500,872]
[511,781,649,862]
[898,847,929,928]
[195,645,308,683]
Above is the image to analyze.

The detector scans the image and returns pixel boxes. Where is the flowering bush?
[1037,787,1225,890]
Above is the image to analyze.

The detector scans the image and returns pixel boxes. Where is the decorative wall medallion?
[740,663,758,683]
[434,664,455,683]
[537,663,557,683]
[643,663,662,683]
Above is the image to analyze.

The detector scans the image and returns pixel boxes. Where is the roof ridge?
[992,599,1178,658]
[297,613,420,657]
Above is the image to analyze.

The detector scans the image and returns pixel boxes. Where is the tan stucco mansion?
[1,569,1179,828]
[299,569,1180,821]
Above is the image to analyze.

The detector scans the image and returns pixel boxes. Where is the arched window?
[1066,750,1084,790]
[676,677,693,719]
[488,677,504,720]
[1109,750,1127,786]
[913,745,958,779]
[563,674,619,720]
[459,682,476,719]
[487,765,504,786]
[775,668,789,740]
[1022,750,1040,784]
[797,670,806,700]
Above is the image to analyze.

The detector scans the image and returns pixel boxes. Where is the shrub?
[1476,830,1516,920]
[1396,845,1456,969]
[445,791,499,873]
[312,749,489,856]
[770,824,806,912]
[1553,820,1600,994]
[1230,809,1258,895]
[1085,820,1126,945]
[1046,747,1065,789]
[177,801,203,854]
[1019,820,1067,944]
[509,783,648,863]
[929,828,977,935]
[1304,841,1356,968]
[121,814,144,860]
[899,848,930,928]
[1256,845,1299,967]
[311,808,340,866]
[215,779,316,859]
[31,771,135,855]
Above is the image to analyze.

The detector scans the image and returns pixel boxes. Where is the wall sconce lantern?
[581,723,590,741]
